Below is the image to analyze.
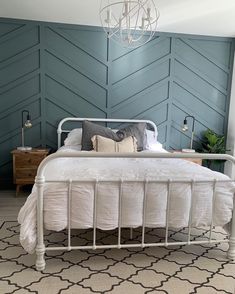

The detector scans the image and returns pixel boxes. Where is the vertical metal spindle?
[141,180,148,247]
[209,179,217,242]
[67,179,72,250]
[118,180,123,248]
[228,191,235,260]
[187,180,194,244]
[165,179,171,246]
[93,180,98,249]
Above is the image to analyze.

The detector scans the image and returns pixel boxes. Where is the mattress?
[18,147,234,253]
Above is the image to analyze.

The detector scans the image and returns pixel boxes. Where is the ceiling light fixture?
[99,0,160,48]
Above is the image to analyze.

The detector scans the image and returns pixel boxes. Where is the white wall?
[0,0,234,37]
[225,52,235,178]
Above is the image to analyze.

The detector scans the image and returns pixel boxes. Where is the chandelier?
[99,0,160,48]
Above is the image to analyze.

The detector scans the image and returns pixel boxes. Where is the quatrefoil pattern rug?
[0,221,235,294]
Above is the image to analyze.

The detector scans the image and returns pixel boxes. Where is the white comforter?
[18,148,234,253]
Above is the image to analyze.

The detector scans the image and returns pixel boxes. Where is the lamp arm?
[21,127,24,148]
[192,117,195,133]
[190,131,194,150]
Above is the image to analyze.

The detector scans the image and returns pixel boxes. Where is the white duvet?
[18,148,234,253]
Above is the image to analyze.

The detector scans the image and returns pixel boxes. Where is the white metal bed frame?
[34,118,235,271]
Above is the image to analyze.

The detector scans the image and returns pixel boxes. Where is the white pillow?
[91,135,137,152]
[64,128,82,146]
[58,145,82,151]
[145,129,158,150]
[146,142,168,152]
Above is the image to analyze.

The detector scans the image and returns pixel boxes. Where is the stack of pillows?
[64,120,162,153]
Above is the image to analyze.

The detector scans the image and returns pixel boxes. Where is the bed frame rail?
[35,152,235,271]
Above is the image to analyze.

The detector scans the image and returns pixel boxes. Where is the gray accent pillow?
[116,122,147,151]
[81,120,121,150]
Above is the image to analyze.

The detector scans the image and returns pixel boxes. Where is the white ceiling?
[0,0,235,37]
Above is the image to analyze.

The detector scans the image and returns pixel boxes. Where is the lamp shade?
[24,119,32,128]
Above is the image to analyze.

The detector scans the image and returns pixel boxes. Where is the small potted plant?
[200,129,226,171]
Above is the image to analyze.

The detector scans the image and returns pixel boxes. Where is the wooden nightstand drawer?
[15,153,46,167]
[15,168,37,180]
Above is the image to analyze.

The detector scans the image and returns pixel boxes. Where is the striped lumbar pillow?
[91,135,137,152]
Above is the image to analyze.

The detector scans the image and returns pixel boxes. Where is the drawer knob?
[28,159,32,163]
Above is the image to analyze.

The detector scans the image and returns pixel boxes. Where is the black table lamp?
[182,115,195,150]
[17,110,33,151]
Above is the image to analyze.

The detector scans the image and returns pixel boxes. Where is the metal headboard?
[57,117,158,148]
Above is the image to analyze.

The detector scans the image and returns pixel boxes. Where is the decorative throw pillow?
[116,122,147,151]
[81,120,121,150]
[91,135,137,152]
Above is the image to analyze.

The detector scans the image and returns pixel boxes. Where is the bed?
[17,117,235,271]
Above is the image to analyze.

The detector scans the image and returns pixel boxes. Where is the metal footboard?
[34,152,235,271]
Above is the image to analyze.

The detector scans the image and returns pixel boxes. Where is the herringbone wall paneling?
[0,18,234,183]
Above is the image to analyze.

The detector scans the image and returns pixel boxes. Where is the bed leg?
[35,175,46,271]
[228,193,235,261]
[36,245,45,271]
[228,241,235,261]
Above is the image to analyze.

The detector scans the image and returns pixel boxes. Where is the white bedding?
[18,147,234,253]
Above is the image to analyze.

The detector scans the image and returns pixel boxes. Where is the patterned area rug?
[0,221,235,294]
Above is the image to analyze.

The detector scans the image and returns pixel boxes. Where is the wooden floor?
[0,189,27,222]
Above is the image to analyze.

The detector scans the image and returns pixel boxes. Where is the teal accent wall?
[0,18,234,183]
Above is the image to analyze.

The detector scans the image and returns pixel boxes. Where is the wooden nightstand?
[172,151,202,165]
[11,148,49,195]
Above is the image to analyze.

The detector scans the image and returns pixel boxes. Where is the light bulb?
[24,120,32,128]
